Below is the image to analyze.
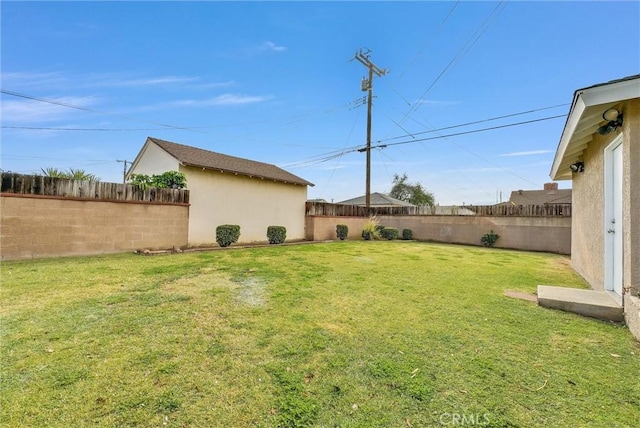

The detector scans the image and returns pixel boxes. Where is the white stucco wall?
[183,165,308,245]
[622,100,640,300]
[129,141,180,176]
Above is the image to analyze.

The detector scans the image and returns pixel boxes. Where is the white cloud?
[1,71,71,90]
[2,70,230,91]
[441,166,505,174]
[113,76,200,86]
[499,150,553,157]
[1,96,98,124]
[315,164,347,171]
[195,81,236,89]
[261,41,287,52]
[414,99,460,106]
[169,94,273,107]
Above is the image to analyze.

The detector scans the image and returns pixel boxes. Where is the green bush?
[267,226,287,244]
[336,224,349,240]
[216,225,241,247]
[481,230,500,247]
[129,171,186,190]
[380,227,399,240]
[402,228,413,240]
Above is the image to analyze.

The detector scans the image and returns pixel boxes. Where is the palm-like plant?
[361,216,381,240]
[40,167,66,178]
[41,167,100,181]
[65,168,100,181]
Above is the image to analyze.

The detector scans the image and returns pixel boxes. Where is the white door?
[604,136,623,296]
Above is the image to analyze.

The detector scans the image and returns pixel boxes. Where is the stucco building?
[128,137,313,246]
[550,75,639,339]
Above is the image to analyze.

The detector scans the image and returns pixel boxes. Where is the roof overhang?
[550,76,640,180]
[180,161,315,187]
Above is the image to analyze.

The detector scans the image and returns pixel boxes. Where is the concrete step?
[537,285,624,322]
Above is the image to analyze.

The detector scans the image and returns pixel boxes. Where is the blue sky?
[2,1,639,205]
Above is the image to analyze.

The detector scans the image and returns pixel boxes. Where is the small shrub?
[361,216,381,241]
[402,228,413,240]
[336,224,348,240]
[216,224,241,247]
[267,226,287,244]
[481,230,500,247]
[380,227,399,240]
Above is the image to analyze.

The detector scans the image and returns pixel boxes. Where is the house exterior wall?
[623,100,640,299]
[571,133,607,290]
[0,195,189,260]
[306,215,571,254]
[183,166,308,245]
[131,141,181,175]
[571,99,640,295]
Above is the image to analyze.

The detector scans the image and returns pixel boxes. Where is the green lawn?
[1,241,638,427]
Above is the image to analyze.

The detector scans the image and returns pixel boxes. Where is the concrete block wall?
[1,195,189,260]
[305,215,572,254]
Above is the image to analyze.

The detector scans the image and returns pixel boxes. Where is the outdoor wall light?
[570,161,584,173]
[597,108,623,135]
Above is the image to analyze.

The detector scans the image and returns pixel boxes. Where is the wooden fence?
[0,173,189,204]
[305,201,571,217]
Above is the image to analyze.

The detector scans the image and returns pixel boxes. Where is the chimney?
[544,182,558,191]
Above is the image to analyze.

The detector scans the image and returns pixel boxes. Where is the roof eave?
[550,95,586,181]
[181,161,313,187]
[550,77,640,180]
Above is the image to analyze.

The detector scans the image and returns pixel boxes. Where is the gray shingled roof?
[148,137,313,187]
[336,192,415,207]
[576,73,640,92]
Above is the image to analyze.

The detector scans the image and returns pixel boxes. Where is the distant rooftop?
[336,192,415,207]
[507,183,571,205]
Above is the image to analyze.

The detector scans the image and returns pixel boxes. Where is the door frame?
[604,134,623,296]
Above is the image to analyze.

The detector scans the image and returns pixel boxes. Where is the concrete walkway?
[537,285,624,322]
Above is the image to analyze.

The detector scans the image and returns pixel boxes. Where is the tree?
[388,173,435,206]
[41,167,100,181]
[129,171,187,190]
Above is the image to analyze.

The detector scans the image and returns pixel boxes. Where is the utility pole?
[354,49,386,208]
[116,160,130,184]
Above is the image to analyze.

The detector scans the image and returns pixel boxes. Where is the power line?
[395,0,460,81]
[1,154,114,161]
[425,120,540,189]
[375,103,569,144]
[286,112,566,169]
[2,96,362,138]
[190,98,361,129]
[369,114,566,150]
[396,1,508,127]
[315,108,363,200]
[2,126,169,131]
[0,89,199,132]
